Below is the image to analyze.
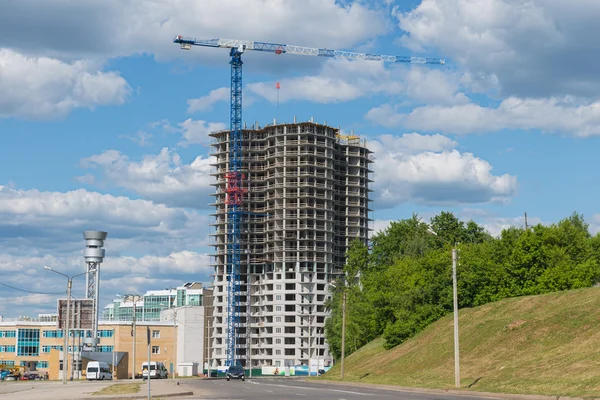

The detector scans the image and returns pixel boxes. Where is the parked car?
[226,365,245,381]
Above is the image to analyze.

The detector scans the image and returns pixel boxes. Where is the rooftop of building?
[208,118,373,151]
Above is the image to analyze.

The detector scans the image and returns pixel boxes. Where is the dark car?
[226,365,245,381]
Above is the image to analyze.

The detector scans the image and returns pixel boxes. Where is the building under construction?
[208,120,373,369]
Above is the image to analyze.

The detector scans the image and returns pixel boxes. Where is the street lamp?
[44,266,87,385]
[329,282,347,380]
[117,294,143,380]
[160,302,178,379]
[426,228,460,388]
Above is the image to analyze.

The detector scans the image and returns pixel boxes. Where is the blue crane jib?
[173,34,444,369]
[174,36,445,65]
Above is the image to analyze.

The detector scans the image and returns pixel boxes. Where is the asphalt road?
[183,378,508,400]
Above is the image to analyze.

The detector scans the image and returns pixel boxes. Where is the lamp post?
[118,294,143,379]
[160,302,178,379]
[426,228,460,388]
[44,266,87,385]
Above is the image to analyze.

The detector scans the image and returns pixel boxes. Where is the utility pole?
[112,328,116,379]
[70,309,76,381]
[44,266,86,385]
[340,291,346,380]
[207,320,212,378]
[132,301,137,380]
[308,308,312,376]
[147,326,151,400]
[65,280,72,384]
[452,247,460,388]
[172,309,176,379]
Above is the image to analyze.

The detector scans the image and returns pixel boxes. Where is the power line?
[0,281,65,295]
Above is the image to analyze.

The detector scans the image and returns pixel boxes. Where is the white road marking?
[251,382,372,396]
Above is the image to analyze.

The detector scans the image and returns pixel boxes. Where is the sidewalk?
[0,379,194,400]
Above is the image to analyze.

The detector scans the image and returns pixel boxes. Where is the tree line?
[324,211,600,359]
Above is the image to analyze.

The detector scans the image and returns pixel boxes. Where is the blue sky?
[1,0,599,317]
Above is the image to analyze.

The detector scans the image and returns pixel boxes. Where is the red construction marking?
[225,172,247,206]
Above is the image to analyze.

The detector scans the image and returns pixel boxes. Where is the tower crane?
[173,35,445,369]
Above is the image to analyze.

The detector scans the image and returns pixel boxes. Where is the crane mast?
[174,34,445,369]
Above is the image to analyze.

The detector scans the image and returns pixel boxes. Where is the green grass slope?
[320,287,600,397]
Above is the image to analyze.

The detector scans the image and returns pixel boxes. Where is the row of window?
[0,345,15,352]
[42,345,63,353]
[18,361,48,368]
[0,330,16,338]
[42,330,63,338]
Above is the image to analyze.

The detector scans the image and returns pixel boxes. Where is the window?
[275,328,281,334]
[98,346,114,352]
[98,330,114,338]
[275,350,281,355]
[17,328,40,357]
[275,306,282,312]
[37,361,48,368]
[275,295,282,301]
[0,345,15,353]
[276,285,282,290]
[42,330,63,338]
[275,339,281,344]
[0,330,16,338]
[275,317,281,323]
[152,330,160,338]
[152,346,160,354]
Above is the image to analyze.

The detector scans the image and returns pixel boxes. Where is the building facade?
[209,121,373,368]
[102,282,207,322]
[0,284,211,380]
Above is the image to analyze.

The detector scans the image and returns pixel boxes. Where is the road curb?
[308,379,593,400]
[88,391,194,399]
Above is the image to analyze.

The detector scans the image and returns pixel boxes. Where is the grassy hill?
[320,287,600,397]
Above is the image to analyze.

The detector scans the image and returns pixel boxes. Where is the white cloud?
[247,58,461,105]
[370,133,458,154]
[365,104,405,128]
[396,0,600,98]
[366,97,600,137]
[0,0,387,62]
[178,119,227,147]
[0,184,214,317]
[0,185,209,257]
[81,148,214,209]
[370,133,517,208]
[0,250,212,317]
[187,87,229,113]
[0,49,131,119]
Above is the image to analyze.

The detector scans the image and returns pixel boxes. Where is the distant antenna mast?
[524,212,528,231]
[276,82,280,109]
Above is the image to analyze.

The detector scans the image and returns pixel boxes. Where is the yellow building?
[0,307,208,380]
